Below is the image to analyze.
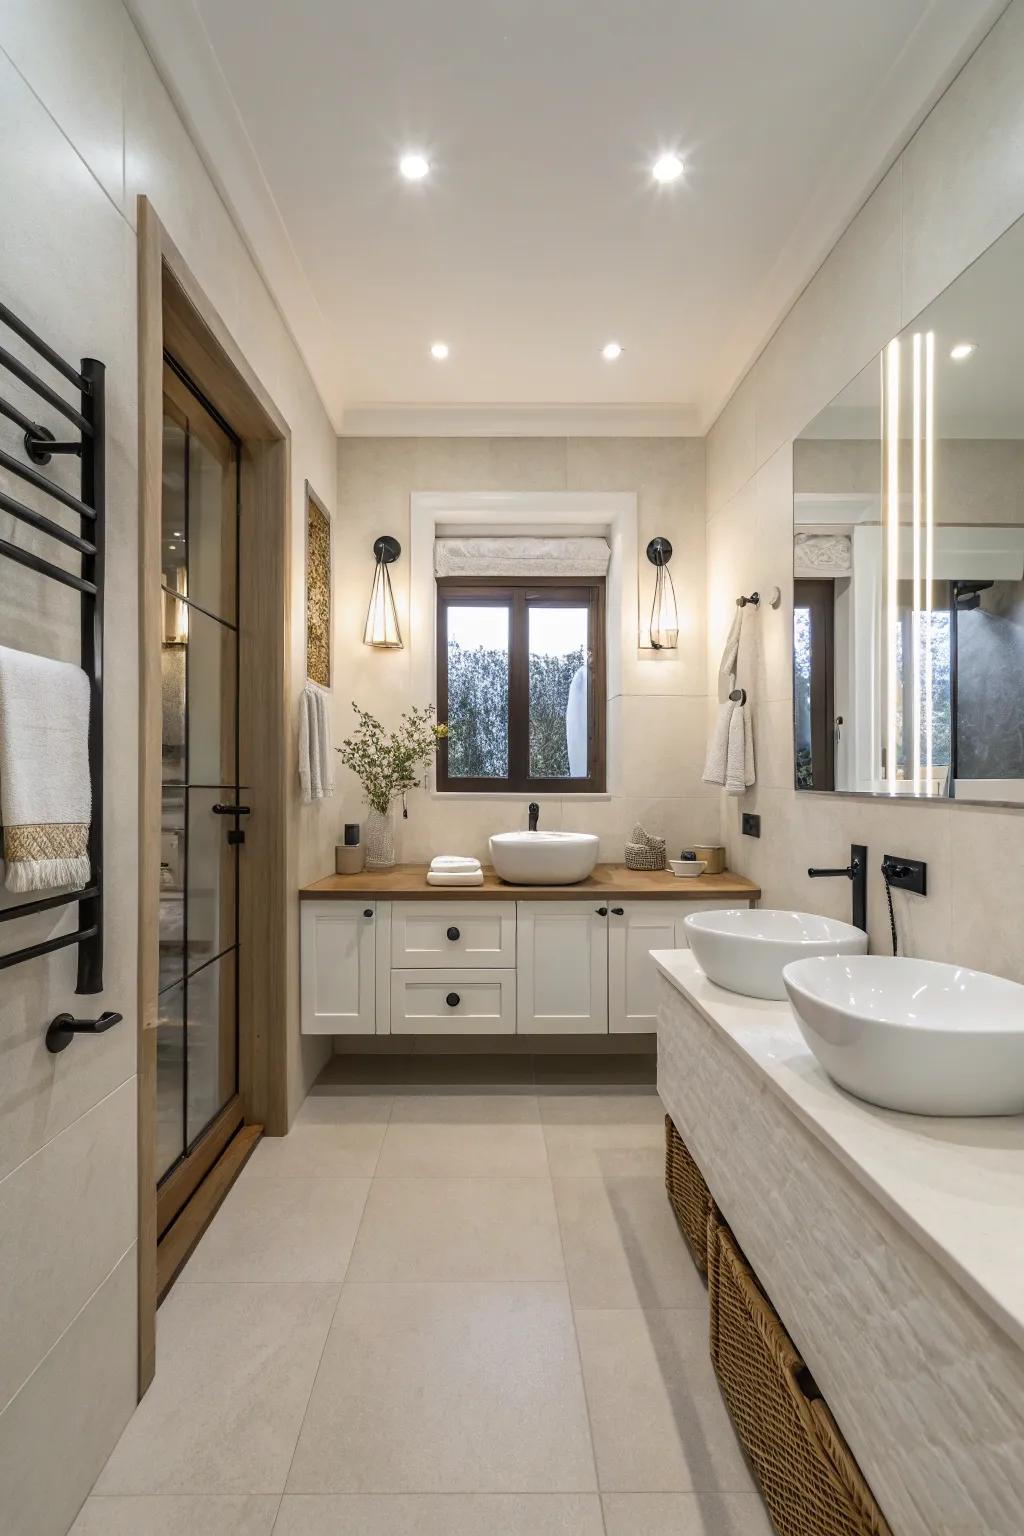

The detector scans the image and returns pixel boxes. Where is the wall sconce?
[363,535,403,649]
[646,537,678,649]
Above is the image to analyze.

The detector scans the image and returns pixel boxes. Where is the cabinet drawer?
[390,968,516,1035]
[391,901,516,968]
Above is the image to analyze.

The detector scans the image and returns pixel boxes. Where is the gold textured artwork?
[306,493,331,688]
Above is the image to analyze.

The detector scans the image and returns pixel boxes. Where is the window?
[436,577,606,793]
[793,578,835,790]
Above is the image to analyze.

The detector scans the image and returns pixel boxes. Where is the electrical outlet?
[882,855,927,896]
[741,812,761,838]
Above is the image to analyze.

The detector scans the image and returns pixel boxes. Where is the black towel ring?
[729,687,747,705]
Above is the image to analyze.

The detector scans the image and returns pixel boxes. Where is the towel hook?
[729,687,747,705]
[737,591,760,608]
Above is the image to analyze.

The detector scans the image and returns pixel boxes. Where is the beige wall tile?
[902,0,1024,322]
[0,1248,137,1536]
[706,372,757,516]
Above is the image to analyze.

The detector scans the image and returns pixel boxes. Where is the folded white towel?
[725,702,755,796]
[0,646,91,892]
[430,855,481,871]
[299,684,334,803]
[426,869,485,886]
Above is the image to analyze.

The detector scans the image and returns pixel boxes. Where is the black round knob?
[596,907,608,916]
[445,992,460,1008]
[611,907,624,916]
[363,908,373,918]
[446,926,461,941]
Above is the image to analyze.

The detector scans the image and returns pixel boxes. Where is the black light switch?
[741,812,761,838]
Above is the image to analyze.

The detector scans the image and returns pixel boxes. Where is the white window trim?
[410,491,639,800]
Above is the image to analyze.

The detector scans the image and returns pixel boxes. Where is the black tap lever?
[807,843,867,932]
[528,802,540,832]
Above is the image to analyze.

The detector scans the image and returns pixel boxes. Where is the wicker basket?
[708,1218,892,1536]
[664,1115,712,1273]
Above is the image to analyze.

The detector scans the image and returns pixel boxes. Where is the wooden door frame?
[137,197,293,1393]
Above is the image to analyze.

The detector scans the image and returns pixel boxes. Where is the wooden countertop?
[300,863,761,902]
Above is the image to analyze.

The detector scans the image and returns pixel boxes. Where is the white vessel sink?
[784,955,1024,1117]
[489,830,599,885]
[684,908,867,1000]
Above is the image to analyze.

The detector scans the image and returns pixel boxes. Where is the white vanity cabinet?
[516,900,609,1034]
[300,900,377,1034]
[300,882,757,1038]
[609,900,728,1033]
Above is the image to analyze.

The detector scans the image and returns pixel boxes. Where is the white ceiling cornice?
[124,0,348,430]
[339,403,701,438]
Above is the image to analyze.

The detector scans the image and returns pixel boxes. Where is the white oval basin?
[489,830,599,885]
[784,955,1024,1116]
[684,908,867,1000]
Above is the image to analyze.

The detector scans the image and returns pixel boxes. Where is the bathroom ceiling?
[130,0,1006,432]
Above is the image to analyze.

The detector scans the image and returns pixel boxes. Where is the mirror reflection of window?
[792,208,1024,806]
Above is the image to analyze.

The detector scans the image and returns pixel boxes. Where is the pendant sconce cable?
[646,536,678,649]
[363,535,403,649]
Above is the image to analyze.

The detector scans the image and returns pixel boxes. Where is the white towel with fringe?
[299,684,334,803]
[0,646,91,892]
[426,868,485,886]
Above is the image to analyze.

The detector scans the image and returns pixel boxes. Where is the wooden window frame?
[794,578,836,792]
[436,575,606,794]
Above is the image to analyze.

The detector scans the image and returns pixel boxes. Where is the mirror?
[793,213,1024,805]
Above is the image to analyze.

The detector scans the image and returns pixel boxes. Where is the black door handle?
[445,992,460,1007]
[596,907,608,916]
[46,1010,122,1054]
[212,803,251,815]
[363,909,374,918]
[446,926,461,941]
[611,906,624,916]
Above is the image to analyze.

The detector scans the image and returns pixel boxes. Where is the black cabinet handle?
[445,992,460,1008]
[596,906,608,916]
[212,803,251,815]
[611,906,624,916]
[363,908,374,918]
[446,926,461,941]
[46,1010,122,1054]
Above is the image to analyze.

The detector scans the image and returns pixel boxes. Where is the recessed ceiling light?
[399,152,430,181]
[950,341,977,361]
[430,341,450,360]
[652,152,684,184]
[602,341,623,361]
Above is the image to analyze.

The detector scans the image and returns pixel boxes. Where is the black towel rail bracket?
[0,297,106,997]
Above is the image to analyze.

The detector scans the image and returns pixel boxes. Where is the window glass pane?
[529,605,588,778]
[161,598,237,786]
[160,788,185,993]
[162,380,237,625]
[186,790,237,974]
[156,982,185,1181]
[446,605,509,778]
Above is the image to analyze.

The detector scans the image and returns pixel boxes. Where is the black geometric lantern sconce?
[646,537,678,649]
[363,535,403,649]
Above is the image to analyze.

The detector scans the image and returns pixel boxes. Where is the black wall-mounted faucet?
[808,843,867,932]
[528,802,540,832]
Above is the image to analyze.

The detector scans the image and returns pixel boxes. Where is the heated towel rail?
[0,299,105,993]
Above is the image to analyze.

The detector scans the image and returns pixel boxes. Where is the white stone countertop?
[653,948,1024,1354]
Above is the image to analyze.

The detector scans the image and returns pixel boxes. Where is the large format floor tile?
[601,1491,774,1536]
[183,1177,370,1283]
[376,1094,548,1177]
[273,1493,606,1535]
[575,1309,756,1494]
[347,1177,564,1283]
[245,1095,391,1177]
[540,1093,666,1178]
[70,1494,281,1534]
[95,1282,339,1495]
[286,1283,597,1494]
[553,1176,708,1308]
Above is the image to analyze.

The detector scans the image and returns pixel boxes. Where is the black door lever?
[46,1010,123,1054]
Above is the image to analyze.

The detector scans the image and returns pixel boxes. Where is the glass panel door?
[157,358,241,1186]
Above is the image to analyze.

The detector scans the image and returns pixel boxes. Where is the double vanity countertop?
[654,948,1024,1354]
[301,863,761,902]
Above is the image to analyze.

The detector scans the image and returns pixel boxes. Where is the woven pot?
[364,804,396,868]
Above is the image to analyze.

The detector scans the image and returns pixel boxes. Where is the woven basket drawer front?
[664,1115,712,1274]
[708,1218,892,1536]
